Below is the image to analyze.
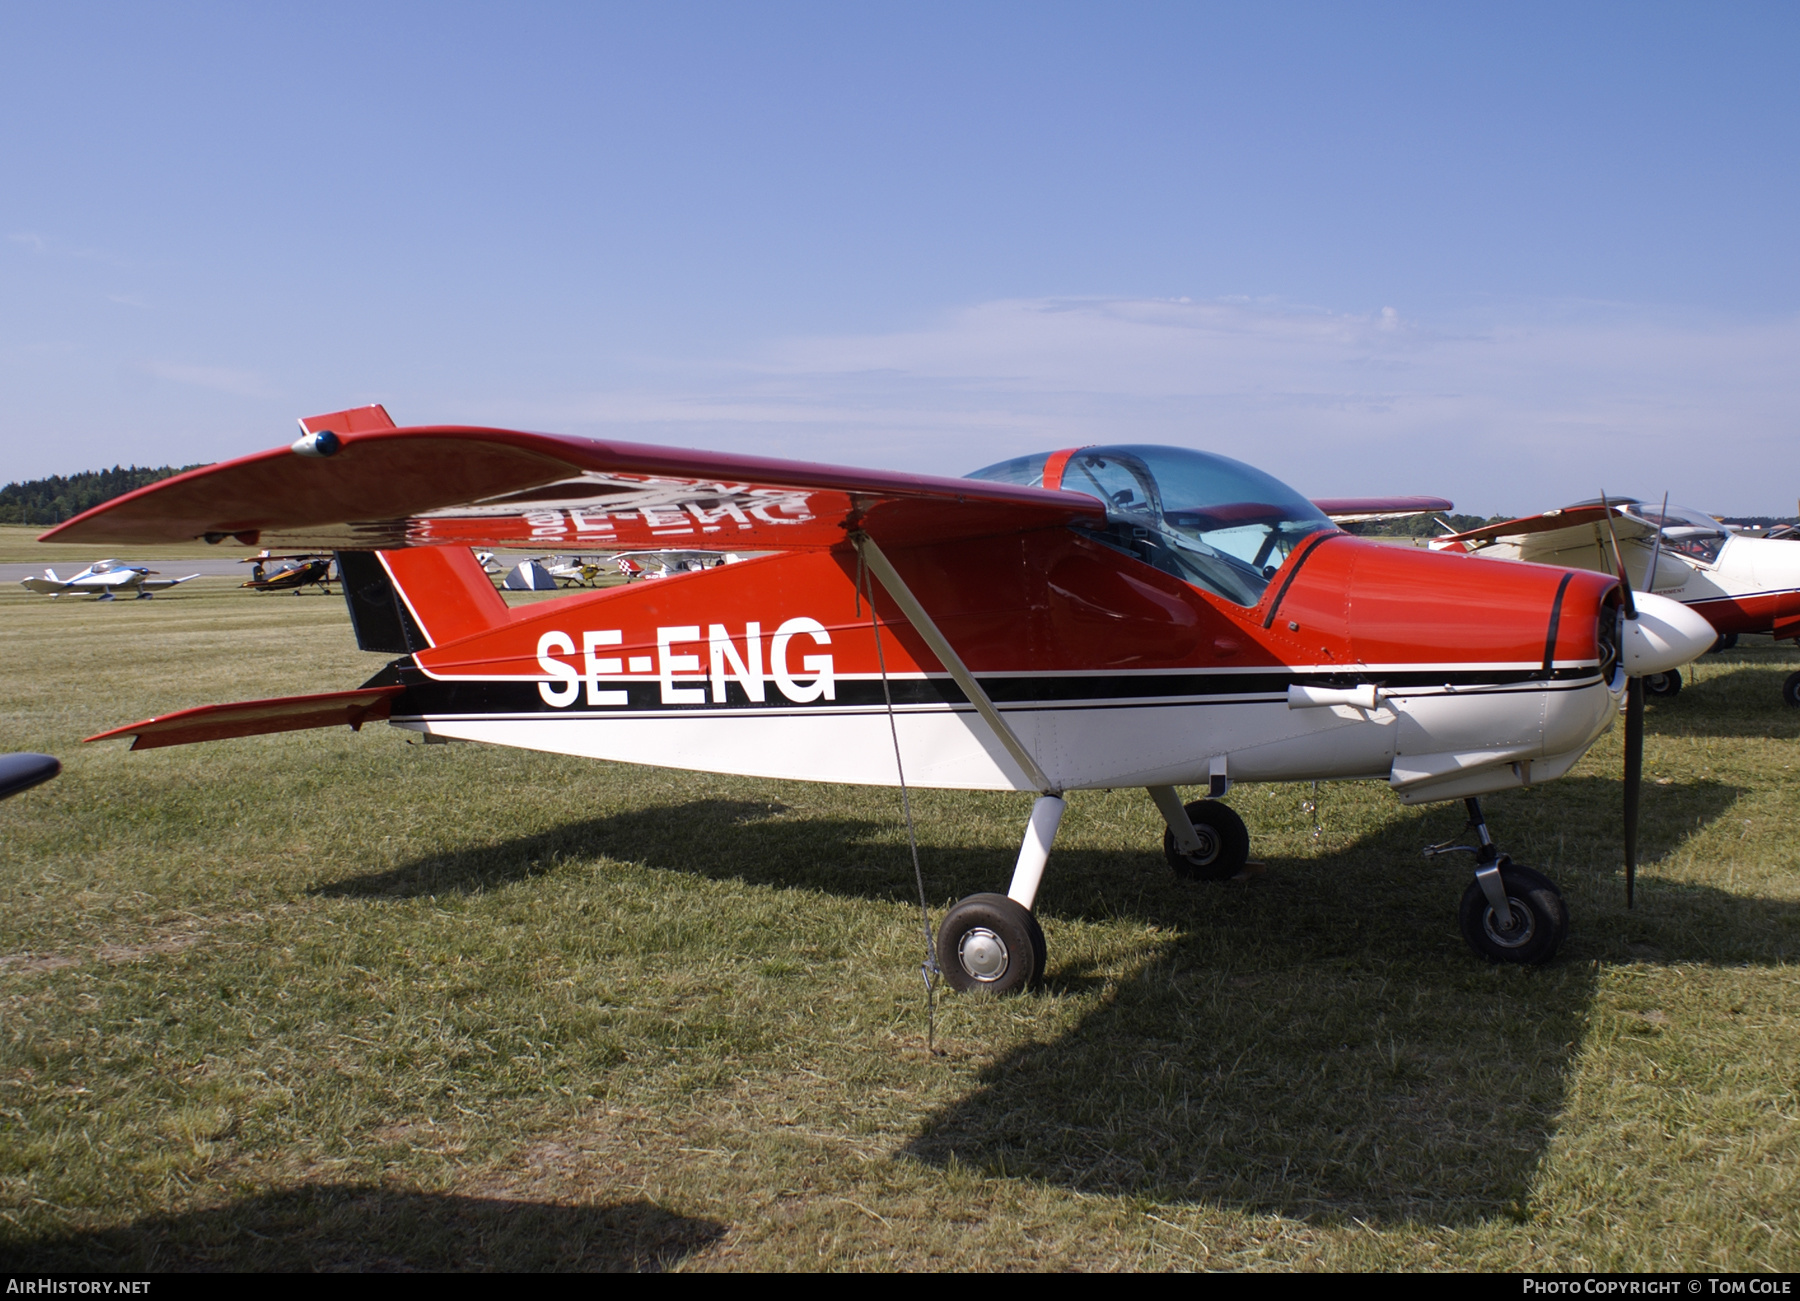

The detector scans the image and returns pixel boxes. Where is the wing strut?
[850,532,1056,795]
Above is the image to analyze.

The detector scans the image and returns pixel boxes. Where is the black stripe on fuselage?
[1543,571,1576,673]
[381,663,1601,719]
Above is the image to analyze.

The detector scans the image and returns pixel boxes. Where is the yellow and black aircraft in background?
[240,551,336,595]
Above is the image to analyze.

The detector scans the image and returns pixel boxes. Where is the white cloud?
[520,296,1800,515]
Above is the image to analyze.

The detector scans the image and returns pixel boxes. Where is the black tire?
[1162,799,1251,881]
[1457,862,1568,965]
[1642,669,1682,698]
[936,893,1046,995]
[1709,633,1738,655]
[1784,671,1800,709]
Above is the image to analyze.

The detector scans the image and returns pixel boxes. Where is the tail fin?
[43,569,57,582]
[299,404,395,435]
[337,546,510,653]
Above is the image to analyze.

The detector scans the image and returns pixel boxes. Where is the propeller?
[1599,492,1642,909]
[1643,492,1669,597]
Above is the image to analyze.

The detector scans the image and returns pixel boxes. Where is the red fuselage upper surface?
[402,529,1616,685]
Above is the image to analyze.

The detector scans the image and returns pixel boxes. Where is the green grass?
[1,583,1797,1270]
[0,524,249,565]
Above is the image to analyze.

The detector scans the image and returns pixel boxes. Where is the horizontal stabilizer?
[86,686,404,751]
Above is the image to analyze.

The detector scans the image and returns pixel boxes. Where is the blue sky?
[4,2,1797,512]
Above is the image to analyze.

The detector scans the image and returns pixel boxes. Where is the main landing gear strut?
[1425,796,1568,965]
[936,795,1060,994]
[935,789,1571,993]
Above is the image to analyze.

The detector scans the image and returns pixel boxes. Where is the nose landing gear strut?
[1425,796,1568,964]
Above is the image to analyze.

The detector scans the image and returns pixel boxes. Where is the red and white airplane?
[1430,499,1800,704]
[53,406,1713,988]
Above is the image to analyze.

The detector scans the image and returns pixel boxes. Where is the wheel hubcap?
[1483,896,1537,948]
[1183,824,1220,866]
[957,927,1010,982]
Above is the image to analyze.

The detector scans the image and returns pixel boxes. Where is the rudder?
[337,547,510,652]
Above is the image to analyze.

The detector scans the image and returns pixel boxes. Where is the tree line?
[1340,512,1511,538]
[0,465,209,525]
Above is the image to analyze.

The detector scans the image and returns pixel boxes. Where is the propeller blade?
[1644,492,1669,594]
[1599,491,1637,620]
[1623,675,1643,908]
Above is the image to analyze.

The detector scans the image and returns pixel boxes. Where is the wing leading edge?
[43,420,1107,554]
[1313,496,1455,525]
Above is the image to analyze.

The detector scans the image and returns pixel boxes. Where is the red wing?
[85,686,403,751]
[42,424,1106,553]
[1312,496,1454,524]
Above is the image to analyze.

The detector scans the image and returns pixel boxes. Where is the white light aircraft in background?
[1432,498,1800,704]
[18,560,200,600]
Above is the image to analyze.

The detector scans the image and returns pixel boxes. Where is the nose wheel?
[1457,862,1568,964]
[1427,796,1569,965]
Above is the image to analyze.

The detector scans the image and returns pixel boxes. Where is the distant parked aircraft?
[19,559,199,600]
[240,551,336,594]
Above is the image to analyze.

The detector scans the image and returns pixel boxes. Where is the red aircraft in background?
[55,406,1713,989]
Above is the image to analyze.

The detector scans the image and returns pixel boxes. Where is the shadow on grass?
[1643,664,1800,738]
[319,773,1789,1225]
[6,1186,725,1271]
[899,775,1795,1225]
[315,798,809,899]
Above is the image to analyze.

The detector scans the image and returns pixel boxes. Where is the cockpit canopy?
[1622,502,1731,565]
[966,444,1334,606]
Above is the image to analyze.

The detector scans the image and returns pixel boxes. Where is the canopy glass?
[967,445,1334,606]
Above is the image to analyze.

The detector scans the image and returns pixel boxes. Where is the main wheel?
[1162,799,1251,881]
[936,893,1046,995]
[1458,862,1568,965]
[1643,669,1682,698]
[1784,671,1800,709]
[1710,633,1738,654]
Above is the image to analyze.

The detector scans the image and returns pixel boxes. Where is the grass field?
[1,581,1797,1271]
[0,525,244,566]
